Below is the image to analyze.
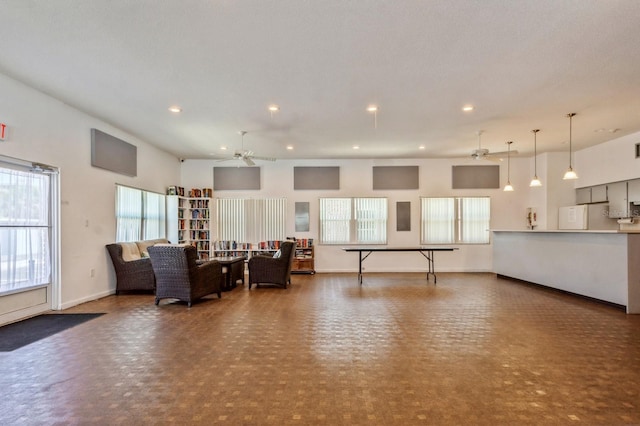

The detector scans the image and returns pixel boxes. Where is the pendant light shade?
[563,113,578,180]
[530,129,542,187]
[503,141,514,192]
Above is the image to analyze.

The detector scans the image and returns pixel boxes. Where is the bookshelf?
[292,238,315,274]
[212,240,279,260]
[167,187,213,261]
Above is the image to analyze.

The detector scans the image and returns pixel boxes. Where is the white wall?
[181,157,534,273]
[0,72,180,310]
[574,130,640,187]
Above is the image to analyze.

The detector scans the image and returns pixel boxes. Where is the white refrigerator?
[558,205,588,230]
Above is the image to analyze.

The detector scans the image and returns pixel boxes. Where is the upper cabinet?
[576,187,591,204]
[591,185,608,203]
[607,181,628,218]
[628,179,640,204]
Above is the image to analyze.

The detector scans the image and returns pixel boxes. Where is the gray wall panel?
[214,167,261,190]
[294,166,340,190]
[90,128,137,177]
[372,166,419,190]
[452,165,500,189]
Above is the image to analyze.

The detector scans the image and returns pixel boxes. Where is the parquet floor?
[2,273,640,425]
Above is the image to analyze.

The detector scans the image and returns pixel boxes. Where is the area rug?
[0,313,104,352]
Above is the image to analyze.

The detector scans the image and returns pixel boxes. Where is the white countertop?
[491,229,622,233]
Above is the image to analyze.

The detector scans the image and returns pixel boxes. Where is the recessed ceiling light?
[286,145,293,150]
[168,106,182,113]
[353,145,360,150]
[268,104,280,112]
[462,105,474,112]
[419,145,425,150]
[221,146,228,151]
[366,105,378,112]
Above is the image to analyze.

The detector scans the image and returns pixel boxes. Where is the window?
[215,198,286,243]
[421,197,490,244]
[320,197,387,244]
[0,164,54,293]
[115,185,166,242]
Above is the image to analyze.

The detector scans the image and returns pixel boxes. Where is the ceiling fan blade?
[243,157,255,166]
[484,156,504,163]
[251,155,276,162]
[487,150,518,157]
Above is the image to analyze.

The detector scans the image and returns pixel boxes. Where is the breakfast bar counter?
[492,230,640,314]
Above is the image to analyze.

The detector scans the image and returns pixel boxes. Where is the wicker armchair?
[106,243,156,294]
[248,241,296,289]
[148,245,223,307]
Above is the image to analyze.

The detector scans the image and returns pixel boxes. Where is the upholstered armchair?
[148,244,223,307]
[248,241,296,289]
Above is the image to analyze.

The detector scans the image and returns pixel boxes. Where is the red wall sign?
[0,123,6,141]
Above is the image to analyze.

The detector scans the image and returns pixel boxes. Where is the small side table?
[212,256,246,291]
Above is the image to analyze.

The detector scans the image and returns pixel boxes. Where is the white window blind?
[216,198,286,243]
[320,197,387,244]
[115,185,166,242]
[421,197,490,244]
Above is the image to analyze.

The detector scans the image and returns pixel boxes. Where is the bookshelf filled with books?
[292,238,315,274]
[212,240,279,260]
[167,187,213,260]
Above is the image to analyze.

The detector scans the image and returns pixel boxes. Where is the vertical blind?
[0,166,52,292]
[421,197,490,244]
[216,198,286,243]
[115,185,166,242]
[319,198,387,244]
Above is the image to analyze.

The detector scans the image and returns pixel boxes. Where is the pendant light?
[530,129,542,187]
[563,113,578,180]
[503,141,514,192]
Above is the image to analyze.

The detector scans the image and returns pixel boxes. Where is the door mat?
[0,313,104,352]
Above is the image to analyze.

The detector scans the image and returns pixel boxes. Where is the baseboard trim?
[496,274,626,312]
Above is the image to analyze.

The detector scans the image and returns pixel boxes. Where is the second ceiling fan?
[470,130,517,162]
[218,131,276,166]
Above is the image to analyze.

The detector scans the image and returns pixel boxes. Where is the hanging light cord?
[567,113,576,168]
[533,129,539,175]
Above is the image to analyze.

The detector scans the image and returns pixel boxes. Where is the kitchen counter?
[492,230,640,313]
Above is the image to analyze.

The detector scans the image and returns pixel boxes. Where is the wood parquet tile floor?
[2,273,640,425]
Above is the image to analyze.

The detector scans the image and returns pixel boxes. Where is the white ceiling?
[2,1,640,162]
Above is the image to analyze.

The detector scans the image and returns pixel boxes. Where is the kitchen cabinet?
[591,185,608,203]
[607,181,628,218]
[629,179,640,217]
[576,187,591,204]
[628,179,640,203]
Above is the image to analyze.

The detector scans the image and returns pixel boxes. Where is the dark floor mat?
[0,313,104,352]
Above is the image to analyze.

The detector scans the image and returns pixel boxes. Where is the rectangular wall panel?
[452,165,499,189]
[294,166,340,190]
[372,166,419,190]
[90,128,137,177]
[214,167,261,190]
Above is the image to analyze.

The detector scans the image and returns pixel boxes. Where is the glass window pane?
[0,166,52,293]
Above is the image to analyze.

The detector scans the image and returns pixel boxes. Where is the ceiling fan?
[470,130,517,162]
[218,131,276,166]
